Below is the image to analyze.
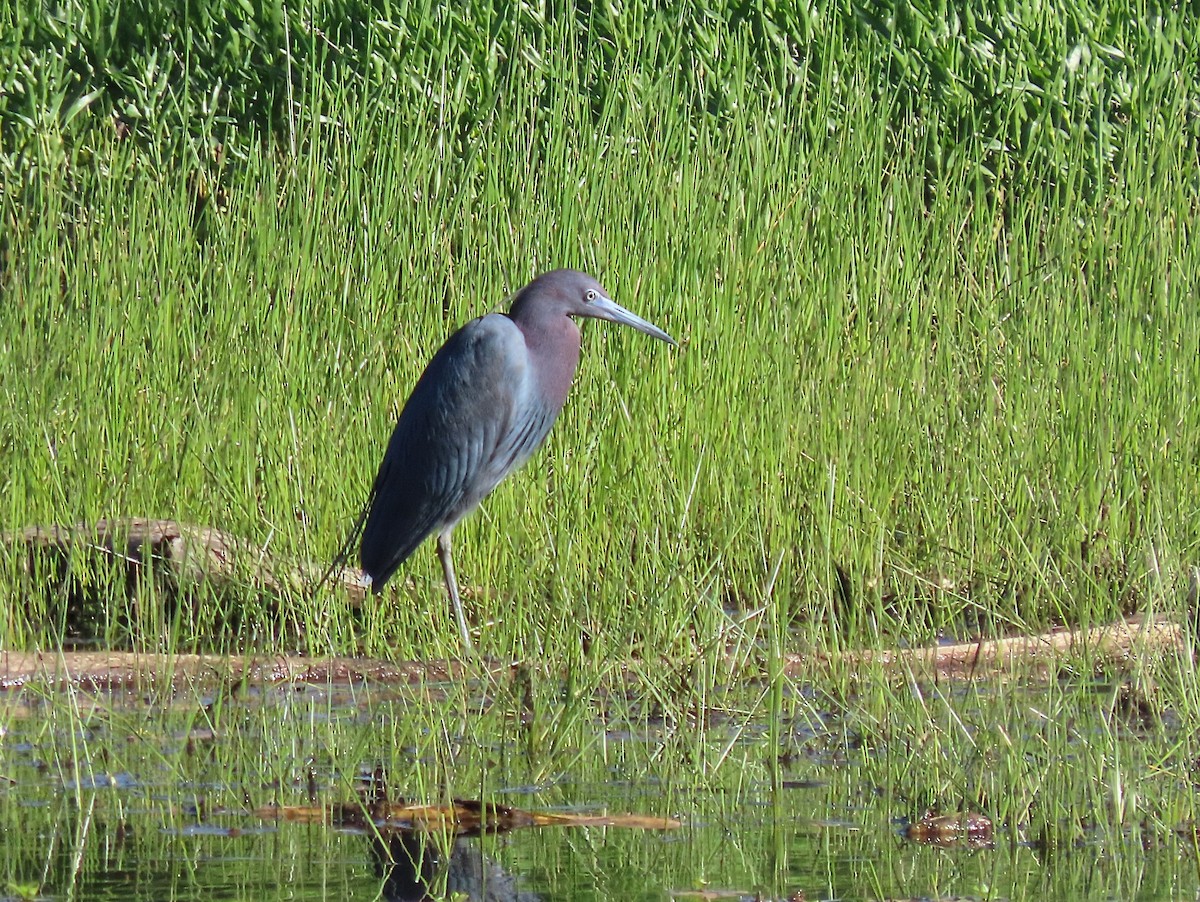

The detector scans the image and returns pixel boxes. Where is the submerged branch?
[258,798,681,833]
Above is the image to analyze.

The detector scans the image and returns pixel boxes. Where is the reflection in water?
[374,830,540,902]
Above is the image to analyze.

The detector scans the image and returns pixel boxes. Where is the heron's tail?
[311,497,373,599]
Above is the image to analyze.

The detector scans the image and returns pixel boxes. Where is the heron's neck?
[512,312,582,412]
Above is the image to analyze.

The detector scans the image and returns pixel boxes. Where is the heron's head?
[510,269,677,346]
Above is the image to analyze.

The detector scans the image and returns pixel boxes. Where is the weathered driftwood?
[826,613,1185,681]
[0,651,462,691]
[8,517,368,603]
[0,615,1184,691]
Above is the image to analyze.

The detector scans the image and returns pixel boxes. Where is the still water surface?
[0,676,1192,900]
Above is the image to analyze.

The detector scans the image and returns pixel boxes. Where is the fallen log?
[6,517,367,603]
[826,613,1185,680]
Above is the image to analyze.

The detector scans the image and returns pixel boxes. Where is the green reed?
[1,24,1197,663]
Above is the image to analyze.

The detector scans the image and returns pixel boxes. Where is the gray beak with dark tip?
[585,294,677,347]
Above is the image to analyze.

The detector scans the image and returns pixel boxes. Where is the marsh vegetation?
[1,1,1199,898]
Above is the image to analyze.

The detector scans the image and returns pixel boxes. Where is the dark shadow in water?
[374,830,540,902]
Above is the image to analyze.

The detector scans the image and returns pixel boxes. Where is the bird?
[340,269,675,650]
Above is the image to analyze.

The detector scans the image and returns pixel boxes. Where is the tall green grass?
[1,14,1198,660]
[3,0,1196,195]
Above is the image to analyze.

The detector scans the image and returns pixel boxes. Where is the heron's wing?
[359,314,555,588]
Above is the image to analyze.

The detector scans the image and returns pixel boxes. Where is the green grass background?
[1,0,1198,659]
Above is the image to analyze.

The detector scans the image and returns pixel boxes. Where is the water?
[0,675,1194,900]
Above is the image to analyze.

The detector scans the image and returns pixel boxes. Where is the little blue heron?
[348,269,675,649]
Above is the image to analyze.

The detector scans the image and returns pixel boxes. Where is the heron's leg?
[436,530,474,650]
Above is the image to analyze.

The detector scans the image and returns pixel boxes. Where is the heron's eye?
[585,289,598,302]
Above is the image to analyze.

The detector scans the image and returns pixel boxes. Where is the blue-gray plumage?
[358,269,675,649]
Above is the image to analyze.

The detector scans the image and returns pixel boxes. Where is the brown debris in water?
[905,810,994,848]
[256,798,681,834]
